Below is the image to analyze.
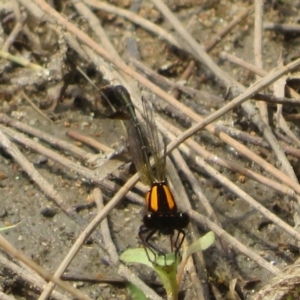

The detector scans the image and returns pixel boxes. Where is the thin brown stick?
[162,119,295,197]
[162,65,300,195]
[21,91,53,123]
[38,189,115,299]
[72,0,129,90]
[0,235,93,300]
[274,61,300,146]
[94,188,119,265]
[0,114,95,162]
[264,22,300,33]
[158,121,300,243]
[0,114,127,181]
[215,124,300,159]
[0,253,68,300]
[255,0,268,124]
[61,272,161,287]
[253,1,297,182]
[83,0,181,50]
[150,0,233,88]
[0,124,144,205]
[166,157,208,300]
[117,264,163,300]
[220,51,300,105]
[170,150,211,300]
[171,148,222,222]
[204,6,254,52]
[220,51,266,76]
[37,170,138,299]
[252,259,300,300]
[189,210,280,275]
[253,94,300,105]
[171,5,252,100]
[0,126,75,217]
[2,0,23,51]
[67,130,113,153]
[130,57,223,105]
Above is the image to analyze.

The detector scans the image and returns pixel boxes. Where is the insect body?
[112,85,189,262]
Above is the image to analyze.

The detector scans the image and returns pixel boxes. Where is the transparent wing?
[141,96,166,182]
[126,118,154,186]
[112,85,165,185]
[111,86,154,186]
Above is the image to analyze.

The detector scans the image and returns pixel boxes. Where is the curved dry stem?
[0,235,93,300]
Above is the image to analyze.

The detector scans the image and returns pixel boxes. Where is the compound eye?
[145,213,153,220]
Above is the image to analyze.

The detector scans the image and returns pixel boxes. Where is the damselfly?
[112,85,189,263]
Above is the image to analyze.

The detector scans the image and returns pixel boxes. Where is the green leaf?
[152,259,179,299]
[120,233,215,300]
[120,248,178,266]
[183,231,215,260]
[121,248,180,299]
[127,282,148,300]
[120,248,153,267]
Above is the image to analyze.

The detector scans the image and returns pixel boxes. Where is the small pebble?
[0,209,7,218]
[35,155,48,165]
[41,206,57,218]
